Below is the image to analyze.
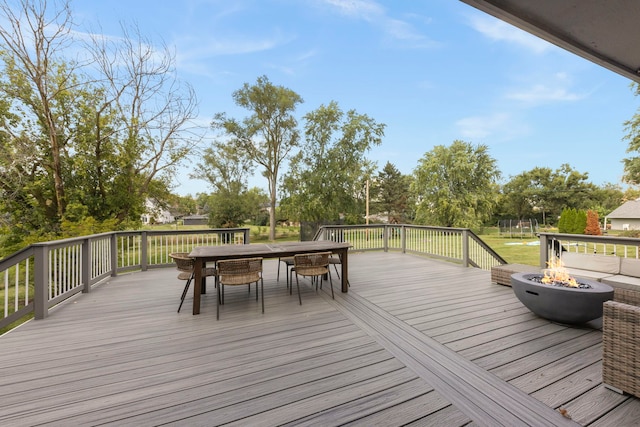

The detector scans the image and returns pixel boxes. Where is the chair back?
[294,252,331,276]
[217,257,263,285]
[169,252,194,272]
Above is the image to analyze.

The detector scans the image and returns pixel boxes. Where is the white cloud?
[469,14,552,54]
[506,84,582,103]
[505,72,584,105]
[456,113,511,140]
[319,0,438,48]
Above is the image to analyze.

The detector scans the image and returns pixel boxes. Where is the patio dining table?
[188,241,351,314]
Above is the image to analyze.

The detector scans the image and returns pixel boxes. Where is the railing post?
[383,225,389,252]
[401,225,406,253]
[82,237,91,293]
[33,245,49,319]
[141,232,148,271]
[461,230,469,267]
[539,233,549,268]
[110,233,118,277]
[243,228,250,244]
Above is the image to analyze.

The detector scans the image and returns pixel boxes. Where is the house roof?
[461,0,640,84]
[607,200,640,219]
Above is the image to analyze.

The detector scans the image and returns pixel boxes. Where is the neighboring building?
[606,199,640,230]
[182,214,209,226]
[141,199,175,225]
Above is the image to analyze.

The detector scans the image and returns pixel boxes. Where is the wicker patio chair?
[169,252,217,313]
[216,257,264,320]
[603,288,640,397]
[290,251,333,305]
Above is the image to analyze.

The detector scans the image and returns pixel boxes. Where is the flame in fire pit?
[542,257,579,287]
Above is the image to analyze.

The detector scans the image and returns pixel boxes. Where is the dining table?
[188,241,351,315]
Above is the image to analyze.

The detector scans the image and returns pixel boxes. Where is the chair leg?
[177,274,193,313]
[289,269,294,295]
[328,271,334,299]
[216,278,220,320]
[295,273,302,305]
[261,278,264,313]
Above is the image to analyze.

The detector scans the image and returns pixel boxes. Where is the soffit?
[460,0,640,83]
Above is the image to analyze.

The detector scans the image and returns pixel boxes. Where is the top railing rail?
[539,232,640,267]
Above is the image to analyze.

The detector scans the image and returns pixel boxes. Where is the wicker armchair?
[216,257,264,320]
[603,288,640,397]
[169,253,217,313]
[291,252,333,305]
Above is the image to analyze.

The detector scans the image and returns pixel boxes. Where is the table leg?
[340,249,348,293]
[193,258,203,315]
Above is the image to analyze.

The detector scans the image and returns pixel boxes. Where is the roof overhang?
[460,0,640,83]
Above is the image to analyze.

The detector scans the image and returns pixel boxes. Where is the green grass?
[480,234,540,265]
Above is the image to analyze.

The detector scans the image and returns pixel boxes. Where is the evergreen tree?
[584,209,602,235]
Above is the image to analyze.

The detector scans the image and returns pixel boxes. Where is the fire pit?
[511,258,614,324]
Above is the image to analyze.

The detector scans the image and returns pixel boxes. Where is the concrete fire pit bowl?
[511,272,614,325]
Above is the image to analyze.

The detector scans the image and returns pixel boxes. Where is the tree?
[0,0,201,237]
[412,140,500,227]
[191,140,254,194]
[0,0,77,220]
[585,209,602,235]
[372,162,413,223]
[213,76,302,240]
[500,165,598,225]
[87,23,201,223]
[279,101,385,223]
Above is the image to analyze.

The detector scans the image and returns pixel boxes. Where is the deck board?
[1,251,639,426]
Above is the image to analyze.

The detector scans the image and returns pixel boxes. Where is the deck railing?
[0,228,250,329]
[539,232,640,266]
[314,224,506,269]
[2,224,510,329]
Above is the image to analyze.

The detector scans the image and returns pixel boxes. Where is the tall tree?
[373,162,413,223]
[412,140,501,227]
[213,76,302,240]
[279,101,385,223]
[87,23,201,223]
[0,0,76,219]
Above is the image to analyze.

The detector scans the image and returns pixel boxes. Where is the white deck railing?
[314,224,506,270]
[539,232,640,266]
[0,228,250,330]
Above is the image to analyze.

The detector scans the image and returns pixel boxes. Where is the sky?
[71,0,638,196]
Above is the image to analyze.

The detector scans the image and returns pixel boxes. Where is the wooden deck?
[1,251,639,426]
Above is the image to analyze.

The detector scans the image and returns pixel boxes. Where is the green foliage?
[0,3,198,244]
[499,164,600,225]
[279,101,385,223]
[412,140,500,227]
[213,75,303,240]
[372,162,414,223]
[558,207,587,234]
[574,209,587,234]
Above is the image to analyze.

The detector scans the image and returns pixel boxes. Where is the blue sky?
[73,0,638,196]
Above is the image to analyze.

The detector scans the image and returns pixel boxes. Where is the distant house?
[141,199,175,225]
[182,214,209,226]
[606,199,640,230]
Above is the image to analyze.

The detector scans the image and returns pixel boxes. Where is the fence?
[1,228,250,330]
[314,224,507,270]
[539,232,640,267]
